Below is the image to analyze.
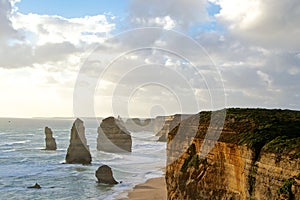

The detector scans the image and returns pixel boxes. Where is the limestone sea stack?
[97,117,132,152]
[95,165,118,184]
[65,118,92,164]
[44,127,57,150]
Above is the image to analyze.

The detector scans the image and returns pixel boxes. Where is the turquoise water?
[0,118,166,200]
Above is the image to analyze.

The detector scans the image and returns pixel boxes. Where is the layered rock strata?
[166,108,300,200]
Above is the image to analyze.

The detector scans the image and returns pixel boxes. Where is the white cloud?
[0,0,118,116]
[129,0,208,29]
[12,13,115,45]
[0,0,115,69]
[193,28,300,110]
[211,0,300,50]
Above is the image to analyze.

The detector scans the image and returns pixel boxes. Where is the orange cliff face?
[166,109,300,200]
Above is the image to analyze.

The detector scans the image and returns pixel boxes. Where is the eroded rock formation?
[95,165,118,184]
[65,118,92,164]
[125,118,154,132]
[157,114,191,142]
[44,127,57,150]
[153,116,166,134]
[166,108,300,200]
[97,117,132,152]
[27,183,41,189]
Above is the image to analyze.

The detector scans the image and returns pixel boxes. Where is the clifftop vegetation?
[195,108,300,159]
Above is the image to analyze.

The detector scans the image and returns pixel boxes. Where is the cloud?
[0,0,20,43]
[128,0,209,29]
[12,13,115,45]
[187,20,300,110]
[0,41,83,68]
[211,0,300,50]
[0,0,115,69]
[1,0,300,117]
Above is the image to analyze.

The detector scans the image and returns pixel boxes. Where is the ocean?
[0,118,166,200]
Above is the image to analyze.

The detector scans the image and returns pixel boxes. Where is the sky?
[0,0,299,118]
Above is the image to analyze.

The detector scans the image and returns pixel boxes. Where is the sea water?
[0,118,166,200]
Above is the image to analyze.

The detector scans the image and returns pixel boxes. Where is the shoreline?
[119,177,167,200]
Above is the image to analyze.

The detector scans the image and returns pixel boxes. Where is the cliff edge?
[166,108,300,200]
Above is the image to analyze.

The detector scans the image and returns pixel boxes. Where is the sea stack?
[65,118,92,164]
[97,117,132,153]
[95,165,118,184]
[44,127,57,150]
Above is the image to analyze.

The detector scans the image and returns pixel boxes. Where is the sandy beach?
[120,177,167,200]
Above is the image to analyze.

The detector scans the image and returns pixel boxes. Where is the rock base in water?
[27,183,41,189]
[95,165,118,184]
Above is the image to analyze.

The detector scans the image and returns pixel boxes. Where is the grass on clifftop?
[195,108,300,159]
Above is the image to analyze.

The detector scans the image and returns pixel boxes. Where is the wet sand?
[120,177,167,200]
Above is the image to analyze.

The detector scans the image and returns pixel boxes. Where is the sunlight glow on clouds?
[0,0,299,117]
[129,0,209,29]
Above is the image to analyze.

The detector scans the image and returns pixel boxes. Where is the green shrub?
[278,178,295,196]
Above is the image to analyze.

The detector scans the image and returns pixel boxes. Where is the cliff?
[125,118,154,132]
[97,117,132,152]
[65,118,92,164]
[166,108,300,200]
[156,114,192,142]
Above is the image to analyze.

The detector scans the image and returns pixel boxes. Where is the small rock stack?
[65,118,92,164]
[95,165,118,184]
[44,127,57,150]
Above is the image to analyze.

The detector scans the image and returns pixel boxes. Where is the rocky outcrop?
[157,114,191,142]
[95,165,118,184]
[27,183,41,189]
[125,118,154,132]
[65,118,92,164]
[97,117,132,152]
[153,116,166,134]
[166,108,300,199]
[44,127,57,150]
